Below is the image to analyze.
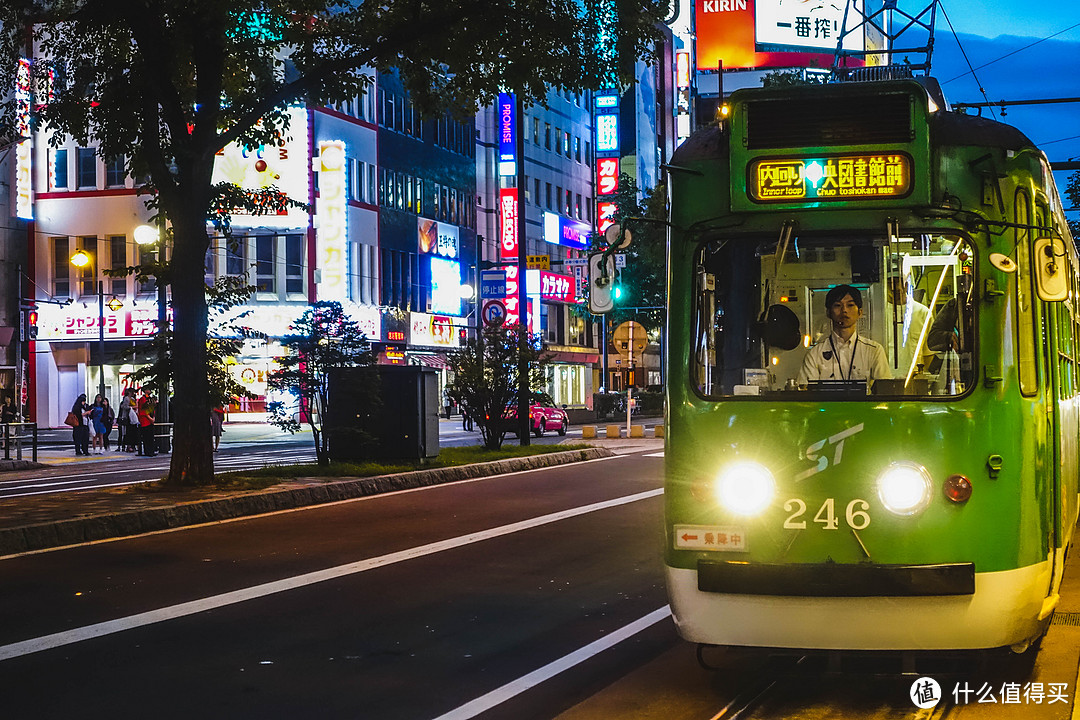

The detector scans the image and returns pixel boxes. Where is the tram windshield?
[691,231,976,400]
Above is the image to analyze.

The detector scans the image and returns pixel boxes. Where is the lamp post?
[135,223,169,452]
[70,249,106,401]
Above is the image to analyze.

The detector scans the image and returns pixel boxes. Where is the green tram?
[663,78,1079,652]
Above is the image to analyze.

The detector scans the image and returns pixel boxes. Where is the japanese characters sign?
[597,158,619,196]
[499,188,518,260]
[596,113,619,153]
[315,140,348,300]
[673,524,747,551]
[749,153,912,203]
[755,0,865,54]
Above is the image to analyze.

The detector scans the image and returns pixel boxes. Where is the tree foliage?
[0,0,664,485]
[445,324,549,450]
[266,301,377,464]
[1067,170,1080,243]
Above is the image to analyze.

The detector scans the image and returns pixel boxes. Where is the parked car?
[504,393,569,437]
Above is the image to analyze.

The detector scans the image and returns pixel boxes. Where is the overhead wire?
[939,3,997,120]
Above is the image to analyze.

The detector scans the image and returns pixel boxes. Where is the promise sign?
[748,153,913,203]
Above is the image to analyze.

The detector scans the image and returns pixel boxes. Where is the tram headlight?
[877,462,933,515]
[715,462,776,516]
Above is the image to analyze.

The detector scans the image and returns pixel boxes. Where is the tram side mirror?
[761,304,801,350]
[1033,236,1068,302]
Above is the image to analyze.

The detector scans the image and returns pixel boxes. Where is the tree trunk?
[163,199,214,486]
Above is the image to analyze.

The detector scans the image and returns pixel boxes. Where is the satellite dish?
[604,223,632,249]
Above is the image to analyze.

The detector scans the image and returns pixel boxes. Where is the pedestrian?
[117,388,134,451]
[210,405,225,452]
[88,394,106,455]
[137,392,157,456]
[70,393,90,456]
[100,397,115,451]
[1,395,16,451]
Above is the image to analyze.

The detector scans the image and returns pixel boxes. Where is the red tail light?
[943,474,972,503]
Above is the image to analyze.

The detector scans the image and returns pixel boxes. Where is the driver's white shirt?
[797,331,890,384]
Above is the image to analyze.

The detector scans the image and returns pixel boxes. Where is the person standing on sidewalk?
[89,396,107,455]
[210,405,225,452]
[117,388,133,452]
[100,397,116,451]
[137,392,157,456]
[70,393,90,456]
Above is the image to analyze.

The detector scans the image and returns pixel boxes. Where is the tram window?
[691,232,977,400]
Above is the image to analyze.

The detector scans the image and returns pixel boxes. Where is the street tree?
[445,324,549,450]
[0,0,664,485]
[1067,170,1079,242]
[266,301,377,465]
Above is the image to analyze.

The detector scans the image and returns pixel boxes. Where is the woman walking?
[137,392,156,456]
[70,393,90,456]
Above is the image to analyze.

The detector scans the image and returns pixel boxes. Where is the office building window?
[105,156,126,187]
[545,123,551,150]
[575,137,581,162]
[533,117,540,145]
[256,235,275,292]
[225,237,246,278]
[284,234,304,295]
[564,131,571,158]
[108,235,127,296]
[545,182,552,210]
[52,237,70,298]
[76,147,96,189]
[52,148,68,190]
[534,178,541,207]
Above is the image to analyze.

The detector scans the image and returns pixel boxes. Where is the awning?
[411,354,449,369]
[545,351,599,365]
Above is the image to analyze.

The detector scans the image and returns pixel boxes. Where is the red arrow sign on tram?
[681,533,698,542]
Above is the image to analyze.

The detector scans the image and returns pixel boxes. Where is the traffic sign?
[612,320,648,360]
[480,270,506,298]
[527,255,550,270]
[482,299,507,326]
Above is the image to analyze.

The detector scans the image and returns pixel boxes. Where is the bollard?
[582,425,597,439]
[630,425,645,438]
[605,424,622,439]
[652,425,665,439]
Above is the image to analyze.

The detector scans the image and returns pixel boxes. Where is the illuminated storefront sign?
[14,59,32,220]
[419,217,460,258]
[210,104,311,228]
[596,113,619,153]
[676,52,691,89]
[597,201,618,234]
[497,93,517,177]
[542,211,589,250]
[34,304,173,341]
[749,154,912,203]
[504,264,521,327]
[430,256,463,315]
[411,312,460,348]
[755,0,865,54]
[499,187,518,260]
[695,0,838,70]
[597,157,619,195]
[314,139,348,300]
[527,270,576,304]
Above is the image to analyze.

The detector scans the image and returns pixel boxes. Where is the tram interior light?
[715,461,775,516]
[877,462,933,515]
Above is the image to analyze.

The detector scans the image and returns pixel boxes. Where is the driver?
[797,284,890,386]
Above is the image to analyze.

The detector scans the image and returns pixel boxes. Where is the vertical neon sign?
[315,140,348,301]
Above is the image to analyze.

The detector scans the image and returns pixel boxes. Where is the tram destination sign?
[748,153,913,203]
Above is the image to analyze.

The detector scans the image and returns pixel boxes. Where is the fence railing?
[1,422,38,463]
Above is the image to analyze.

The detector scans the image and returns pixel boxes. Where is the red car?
[504,393,569,437]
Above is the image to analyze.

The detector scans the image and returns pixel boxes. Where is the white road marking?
[0,488,663,662]
[432,606,672,720]
[643,451,665,457]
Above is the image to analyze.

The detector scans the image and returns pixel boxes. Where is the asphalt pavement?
[0,418,664,556]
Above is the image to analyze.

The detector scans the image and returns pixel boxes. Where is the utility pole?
[515,94,530,445]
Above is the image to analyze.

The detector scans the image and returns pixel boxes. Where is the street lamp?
[70,249,106,401]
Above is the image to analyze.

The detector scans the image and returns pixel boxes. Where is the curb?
[0,447,615,556]
[0,459,45,472]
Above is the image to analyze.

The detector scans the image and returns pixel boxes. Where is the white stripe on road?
[643,451,665,457]
[0,488,663,662]
[432,606,671,720]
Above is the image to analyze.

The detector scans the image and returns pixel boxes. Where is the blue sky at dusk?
[928,1,1080,210]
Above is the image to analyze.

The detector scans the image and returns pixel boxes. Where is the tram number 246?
[784,498,870,530]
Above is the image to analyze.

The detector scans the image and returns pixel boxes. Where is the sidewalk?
[0,425,662,556]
